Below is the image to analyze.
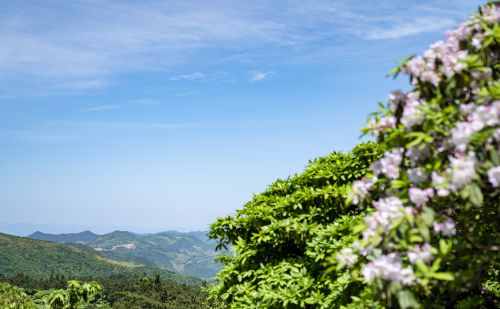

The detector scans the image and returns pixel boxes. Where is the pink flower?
[449,153,476,190]
[364,197,405,239]
[401,100,425,128]
[404,57,426,77]
[471,33,484,49]
[351,178,373,205]
[482,6,500,24]
[450,122,475,152]
[378,148,403,179]
[362,253,415,285]
[409,187,434,206]
[434,217,456,236]
[432,172,450,197]
[368,116,396,138]
[420,70,441,86]
[487,166,500,187]
[408,243,433,264]
[388,90,406,110]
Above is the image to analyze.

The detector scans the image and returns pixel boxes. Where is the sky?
[0,0,485,234]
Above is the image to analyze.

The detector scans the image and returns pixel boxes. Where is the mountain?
[28,230,98,244]
[0,232,198,285]
[29,230,223,279]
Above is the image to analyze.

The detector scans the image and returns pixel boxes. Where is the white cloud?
[250,71,274,82]
[0,0,484,95]
[82,105,122,112]
[168,72,206,81]
[365,17,456,40]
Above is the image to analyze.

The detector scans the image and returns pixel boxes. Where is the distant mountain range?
[0,232,198,285]
[28,229,223,279]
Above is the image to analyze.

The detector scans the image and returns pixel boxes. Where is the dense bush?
[208,142,384,307]
[210,3,500,308]
[0,273,210,308]
[0,280,104,309]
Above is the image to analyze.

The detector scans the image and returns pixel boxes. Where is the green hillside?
[30,230,222,279]
[28,230,97,244]
[0,233,198,285]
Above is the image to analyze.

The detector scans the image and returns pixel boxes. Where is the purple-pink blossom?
[408,243,433,264]
[487,166,500,187]
[362,253,415,285]
[432,172,450,197]
[351,178,373,205]
[409,187,434,206]
[449,153,477,190]
[374,148,403,179]
[434,217,456,236]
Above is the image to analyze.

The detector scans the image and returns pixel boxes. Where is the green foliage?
[0,280,105,309]
[0,273,210,309]
[208,143,384,307]
[0,282,36,308]
[37,280,103,309]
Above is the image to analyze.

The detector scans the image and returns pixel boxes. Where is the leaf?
[430,272,454,281]
[469,183,483,207]
[397,290,421,309]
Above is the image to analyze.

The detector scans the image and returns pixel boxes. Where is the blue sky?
[0,0,484,233]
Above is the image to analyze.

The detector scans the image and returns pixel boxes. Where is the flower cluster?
[362,197,406,240]
[407,243,433,264]
[409,187,434,207]
[451,101,500,151]
[351,178,373,205]
[342,4,500,301]
[362,253,415,285]
[371,148,403,179]
[433,217,456,237]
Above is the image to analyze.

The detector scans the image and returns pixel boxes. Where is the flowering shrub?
[344,3,500,308]
[209,3,500,308]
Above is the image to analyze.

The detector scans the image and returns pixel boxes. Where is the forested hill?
[28,230,98,244]
[0,232,198,285]
[28,229,222,279]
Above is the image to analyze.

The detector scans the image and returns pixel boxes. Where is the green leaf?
[469,183,483,207]
[430,272,454,281]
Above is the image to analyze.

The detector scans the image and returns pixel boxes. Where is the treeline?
[0,272,211,308]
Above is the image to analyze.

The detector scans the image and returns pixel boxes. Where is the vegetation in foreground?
[209,4,500,308]
[0,273,210,308]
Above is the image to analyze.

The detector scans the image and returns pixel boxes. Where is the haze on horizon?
[0,0,484,232]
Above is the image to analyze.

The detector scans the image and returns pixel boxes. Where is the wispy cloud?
[168,72,206,81]
[82,105,123,112]
[127,99,159,106]
[365,16,456,40]
[250,71,274,82]
[0,0,483,96]
[55,79,109,91]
